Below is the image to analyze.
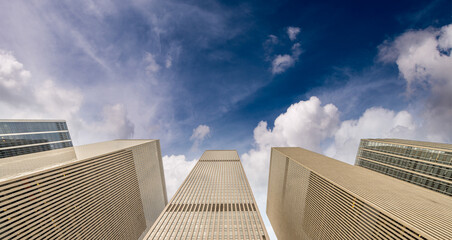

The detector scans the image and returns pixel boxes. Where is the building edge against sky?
[0,139,167,240]
[0,119,73,159]
[355,138,452,196]
[144,150,269,240]
[267,147,452,240]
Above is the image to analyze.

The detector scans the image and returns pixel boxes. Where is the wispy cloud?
[271,42,303,74]
[145,52,161,73]
[0,50,135,144]
[190,124,211,151]
[287,26,300,41]
[268,26,303,74]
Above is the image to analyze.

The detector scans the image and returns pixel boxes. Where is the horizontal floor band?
[166,203,256,212]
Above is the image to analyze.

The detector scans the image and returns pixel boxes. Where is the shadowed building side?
[267,147,452,240]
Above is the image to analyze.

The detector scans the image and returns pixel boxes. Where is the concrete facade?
[355,139,452,196]
[0,139,167,239]
[267,147,452,240]
[144,150,269,240]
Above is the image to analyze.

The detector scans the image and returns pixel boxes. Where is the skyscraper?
[0,139,167,239]
[0,120,73,159]
[267,147,452,240]
[355,139,452,196]
[144,150,269,240]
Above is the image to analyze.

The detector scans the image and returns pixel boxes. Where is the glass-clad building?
[355,138,452,196]
[0,120,73,159]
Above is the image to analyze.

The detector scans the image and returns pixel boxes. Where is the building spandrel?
[355,138,452,196]
[0,120,73,159]
[144,150,269,240]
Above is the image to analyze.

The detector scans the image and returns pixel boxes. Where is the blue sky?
[1,0,451,238]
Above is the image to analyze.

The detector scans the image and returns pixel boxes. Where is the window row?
[0,141,73,159]
[0,122,68,134]
[359,159,451,196]
[358,150,452,180]
[0,132,71,148]
[361,140,452,165]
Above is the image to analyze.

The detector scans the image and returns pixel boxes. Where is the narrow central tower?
[144,150,269,240]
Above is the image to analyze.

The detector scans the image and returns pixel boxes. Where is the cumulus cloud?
[0,50,135,144]
[379,23,452,143]
[287,26,300,41]
[242,96,339,190]
[325,108,417,164]
[162,155,196,199]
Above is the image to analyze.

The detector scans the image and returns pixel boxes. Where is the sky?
[0,0,451,238]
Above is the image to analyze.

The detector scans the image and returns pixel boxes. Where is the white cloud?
[270,40,302,74]
[325,108,417,164]
[242,96,339,191]
[379,23,452,143]
[190,124,211,151]
[162,154,196,199]
[287,26,300,41]
[0,50,82,120]
[0,50,135,144]
[190,124,211,141]
[271,54,294,74]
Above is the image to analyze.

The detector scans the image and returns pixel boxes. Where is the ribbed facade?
[355,139,452,196]
[144,150,269,240]
[0,140,167,240]
[0,120,73,159]
[267,147,452,240]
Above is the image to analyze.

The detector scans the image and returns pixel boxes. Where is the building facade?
[144,150,269,240]
[0,120,73,159]
[0,139,167,239]
[355,139,452,196]
[267,147,452,240]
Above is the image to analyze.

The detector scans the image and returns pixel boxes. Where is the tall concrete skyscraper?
[0,119,73,159]
[144,150,269,240]
[0,139,167,239]
[355,139,452,196]
[267,147,452,240]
